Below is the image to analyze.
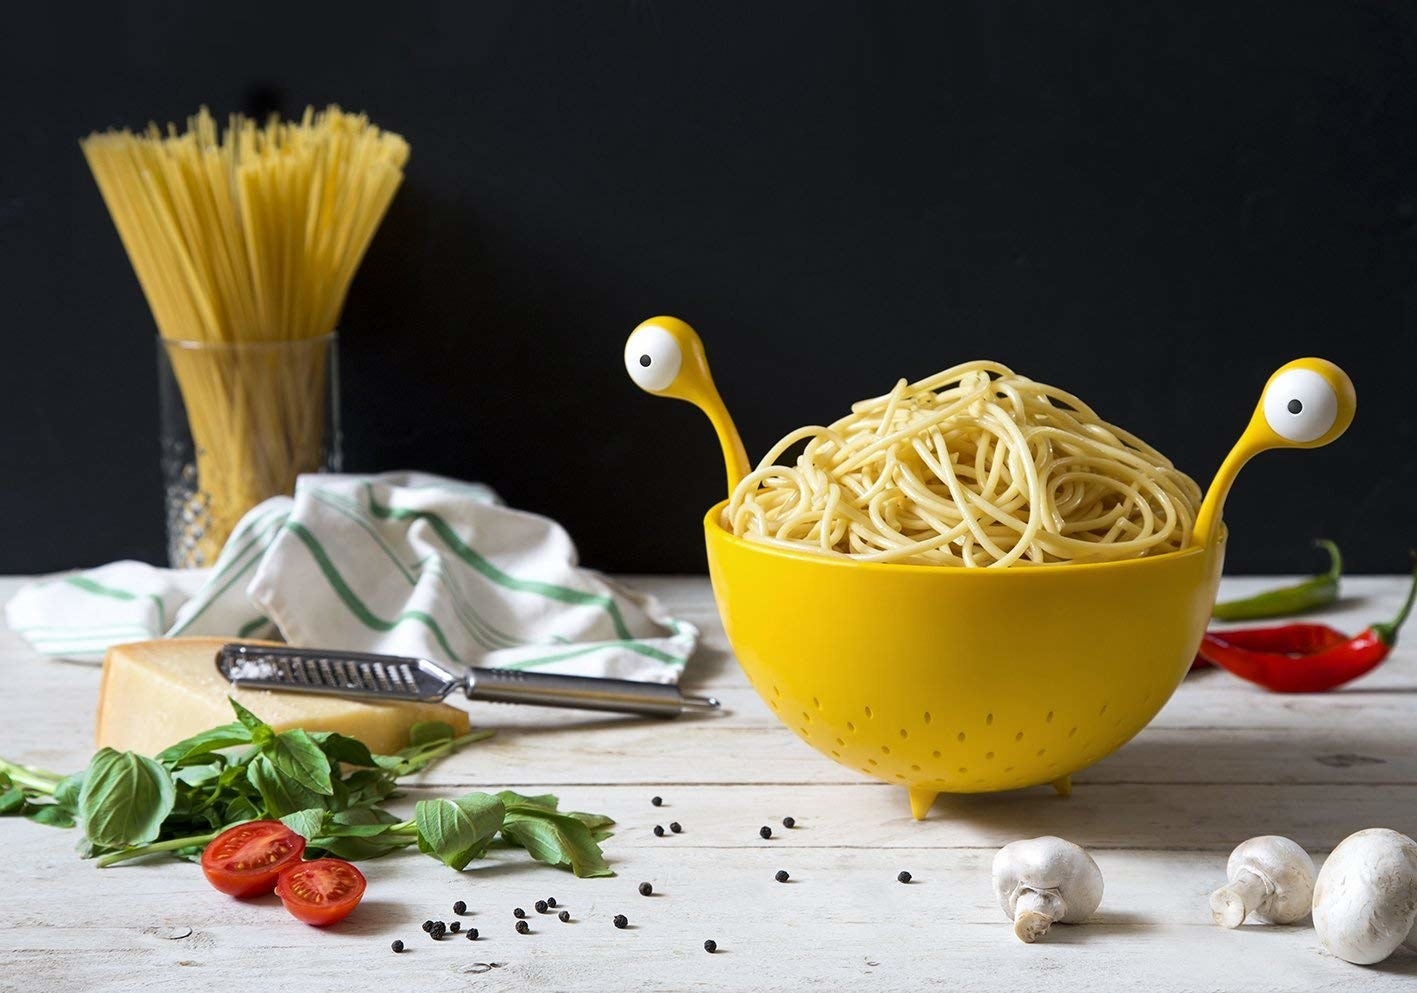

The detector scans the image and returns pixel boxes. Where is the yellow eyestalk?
[1193,357,1356,549]
[624,316,750,496]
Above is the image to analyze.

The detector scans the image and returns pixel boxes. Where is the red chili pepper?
[1197,557,1417,693]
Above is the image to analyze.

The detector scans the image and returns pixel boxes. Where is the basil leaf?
[228,698,273,745]
[280,807,328,841]
[246,755,329,818]
[27,804,76,828]
[156,723,252,768]
[330,806,401,830]
[309,732,377,768]
[408,721,455,746]
[312,832,410,861]
[78,749,176,848]
[501,810,613,878]
[0,782,26,815]
[263,730,334,796]
[498,790,561,811]
[415,793,505,870]
[52,772,85,817]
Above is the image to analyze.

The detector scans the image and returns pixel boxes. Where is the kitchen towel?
[5,472,698,681]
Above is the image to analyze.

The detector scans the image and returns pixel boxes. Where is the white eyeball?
[1263,368,1339,443]
[624,324,683,393]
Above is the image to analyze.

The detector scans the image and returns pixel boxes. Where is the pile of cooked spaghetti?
[724,361,1202,567]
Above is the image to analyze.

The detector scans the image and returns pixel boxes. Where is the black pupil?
[1287,398,1303,414]
[639,354,652,367]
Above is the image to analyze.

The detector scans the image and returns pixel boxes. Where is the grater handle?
[464,667,719,718]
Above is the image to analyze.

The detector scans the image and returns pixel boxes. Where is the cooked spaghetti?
[725,361,1202,567]
[81,106,408,564]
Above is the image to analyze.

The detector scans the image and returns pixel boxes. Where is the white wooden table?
[2,573,1415,992]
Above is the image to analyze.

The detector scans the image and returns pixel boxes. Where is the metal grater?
[215,643,720,719]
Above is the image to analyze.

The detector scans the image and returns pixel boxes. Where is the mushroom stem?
[1210,868,1269,928]
[1012,889,1066,943]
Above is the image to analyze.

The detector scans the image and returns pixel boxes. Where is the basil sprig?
[0,700,614,877]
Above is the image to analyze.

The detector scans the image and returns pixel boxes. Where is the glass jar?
[157,333,341,568]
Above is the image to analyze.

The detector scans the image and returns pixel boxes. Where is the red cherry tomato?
[275,858,367,926]
[201,821,307,897]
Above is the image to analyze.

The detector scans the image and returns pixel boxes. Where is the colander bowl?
[705,502,1226,818]
[623,315,1357,819]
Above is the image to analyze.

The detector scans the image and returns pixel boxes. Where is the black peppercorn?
[669,822,682,834]
[421,920,434,932]
[391,939,404,953]
[513,907,526,919]
[558,910,570,922]
[449,921,461,933]
[547,897,557,908]
[651,796,663,806]
[613,914,629,929]
[453,900,467,915]
[535,900,549,914]
[783,816,796,829]
[430,922,447,939]
[467,927,479,940]
[775,869,789,882]
[898,870,912,884]
[516,920,530,934]
[653,825,665,837]
[638,881,653,896]
[759,826,772,839]
[704,939,717,953]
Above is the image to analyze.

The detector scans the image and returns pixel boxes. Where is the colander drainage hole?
[1036,748,1047,757]
[773,686,781,698]
[1014,731,1024,742]
[910,764,921,772]
[863,706,873,718]
[1046,710,1054,723]
[1099,703,1109,716]
[801,711,812,724]
[985,751,994,760]
[931,750,941,759]
[880,745,891,755]
[812,696,821,709]
[846,721,856,733]
[923,711,932,724]
[956,731,966,743]
[1068,726,1078,738]
[835,737,845,747]
[830,750,840,758]
[985,713,994,726]
[957,767,968,774]
[867,758,878,767]
[899,728,908,739]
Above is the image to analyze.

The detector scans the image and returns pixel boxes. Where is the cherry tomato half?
[275,858,367,926]
[201,821,307,897]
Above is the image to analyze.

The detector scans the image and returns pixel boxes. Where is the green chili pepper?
[1211,540,1341,621]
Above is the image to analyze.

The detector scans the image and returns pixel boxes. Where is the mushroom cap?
[1226,835,1317,924]
[992,836,1104,923]
[1313,828,1417,965]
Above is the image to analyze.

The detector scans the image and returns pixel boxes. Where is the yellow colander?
[625,317,1355,819]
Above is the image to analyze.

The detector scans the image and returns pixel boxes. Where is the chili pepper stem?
[1209,869,1269,928]
[1370,555,1417,646]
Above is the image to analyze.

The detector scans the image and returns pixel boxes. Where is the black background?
[1,1,1413,575]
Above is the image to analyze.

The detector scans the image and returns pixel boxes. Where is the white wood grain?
[1,574,1415,992]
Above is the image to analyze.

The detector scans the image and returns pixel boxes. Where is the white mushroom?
[1209,835,1316,928]
[992,836,1104,943]
[1312,828,1417,965]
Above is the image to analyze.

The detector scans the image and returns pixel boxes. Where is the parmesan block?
[96,637,471,755]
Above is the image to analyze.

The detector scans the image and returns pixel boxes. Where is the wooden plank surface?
[2,574,1415,992]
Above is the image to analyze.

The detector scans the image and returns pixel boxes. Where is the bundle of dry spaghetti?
[81,106,409,564]
[724,361,1203,567]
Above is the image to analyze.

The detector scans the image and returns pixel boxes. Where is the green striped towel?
[5,472,698,681]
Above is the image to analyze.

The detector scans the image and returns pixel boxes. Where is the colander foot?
[1050,775,1072,797]
[908,788,938,821]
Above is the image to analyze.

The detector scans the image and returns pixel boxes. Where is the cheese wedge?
[96,637,471,755]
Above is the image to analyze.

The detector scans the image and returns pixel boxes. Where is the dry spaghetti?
[725,361,1202,567]
[81,106,408,563]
